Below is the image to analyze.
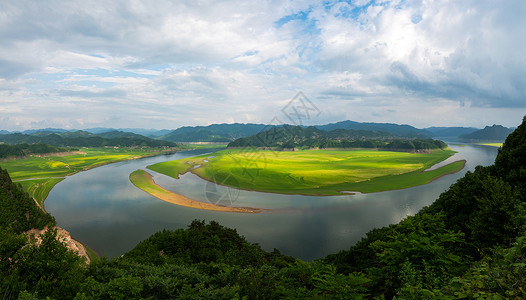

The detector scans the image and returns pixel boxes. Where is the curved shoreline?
[130,169,266,213]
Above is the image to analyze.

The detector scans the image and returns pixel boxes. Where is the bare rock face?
[25,226,91,264]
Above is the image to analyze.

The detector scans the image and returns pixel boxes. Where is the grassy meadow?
[1,147,179,205]
[148,148,463,195]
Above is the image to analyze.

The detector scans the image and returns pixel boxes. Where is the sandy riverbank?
[130,169,266,213]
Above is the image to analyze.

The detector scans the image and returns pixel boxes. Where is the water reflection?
[46,145,498,261]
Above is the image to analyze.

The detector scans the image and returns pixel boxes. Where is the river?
[46,143,498,261]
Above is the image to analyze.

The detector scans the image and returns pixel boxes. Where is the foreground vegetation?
[1,116,525,299]
[0,147,180,205]
[148,148,461,195]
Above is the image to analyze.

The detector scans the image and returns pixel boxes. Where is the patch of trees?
[0,131,179,148]
[0,143,68,159]
[228,125,447,151]
[0,116,525,298]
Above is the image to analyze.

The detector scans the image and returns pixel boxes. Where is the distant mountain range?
[228,125,448,151]
[0,121,515,143]
[317,120,430,138]
[158,123,271,142]
[459,125,514,141]
[423,127,479,138]
[0,130,178,148]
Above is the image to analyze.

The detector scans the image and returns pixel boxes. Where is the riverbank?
[129,169,266,213]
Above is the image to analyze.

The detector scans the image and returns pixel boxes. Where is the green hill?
[158,123,272,142]
[316,120,430,138]
[228,125,446,151]
[460,124,513,141]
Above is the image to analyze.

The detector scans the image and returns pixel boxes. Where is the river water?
[46,143,498,261]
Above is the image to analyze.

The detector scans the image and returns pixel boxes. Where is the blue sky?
[0,0,525,131]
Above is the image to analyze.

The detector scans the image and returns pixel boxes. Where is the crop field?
[0,147,177,204]
[148,148,464,195]
[475,142,504,147]
[18,178,65,207]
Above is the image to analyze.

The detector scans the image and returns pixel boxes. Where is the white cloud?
[0,0,525,131]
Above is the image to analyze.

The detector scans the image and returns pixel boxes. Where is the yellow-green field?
[1,147,179,204]
[475,142,504,147]
[148,148,465,195]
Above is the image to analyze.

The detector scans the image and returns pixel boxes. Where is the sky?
[1,0,525,131]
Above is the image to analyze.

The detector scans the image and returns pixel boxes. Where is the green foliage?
[366,213,470,298]
[0,167,54,233]
[442,234,526,298]
[0,228,85,299]
[122,220,288,267]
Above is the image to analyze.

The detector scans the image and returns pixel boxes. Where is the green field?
[0,147,179,204]
[475,142,504,147]
[18,178,65,207]
[148,148,464,195]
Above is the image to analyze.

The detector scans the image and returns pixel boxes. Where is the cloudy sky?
[1,0,525,131]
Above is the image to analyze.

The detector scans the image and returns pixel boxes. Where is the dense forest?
[0,143,69,159]
[0,130,179,148]
[0,116,525,298]
[228,125,447,151]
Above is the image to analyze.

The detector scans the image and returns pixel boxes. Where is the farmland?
[148,148,464,195]
[0,147,179,205]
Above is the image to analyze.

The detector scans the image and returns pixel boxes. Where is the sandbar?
[129,169,265,213]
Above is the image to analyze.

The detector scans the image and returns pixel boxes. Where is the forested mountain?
[157,120,431,142]
[228,125,447,151]
[83,128,172,136]
[459,124,514,141]
[0,130,179,148]
[1,117,526,298]
[315,120,430,138]
[424,126,478,137]
[158,123,273,142]
[0,167,54,232]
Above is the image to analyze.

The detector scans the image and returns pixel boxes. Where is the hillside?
[0,143,68,159]
[0,130,179,148]
[0,167,54,233]
[424,126,478,138]
[158,123,272,142]
[459,124,513,141]
[316,120,430,138]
